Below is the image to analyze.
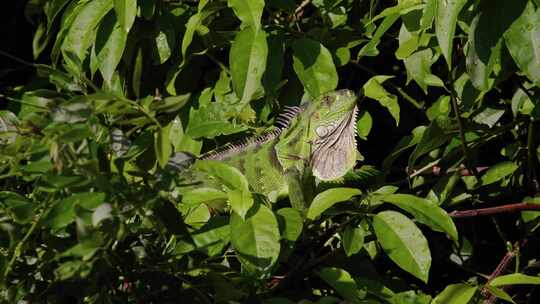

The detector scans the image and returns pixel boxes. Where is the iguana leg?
[285,167,315,214]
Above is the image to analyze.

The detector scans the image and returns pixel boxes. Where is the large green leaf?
[113,0,136,33]
[504,2,540,86]
[0,192,34,224]
[435,0,467,68]
[61,0,113,74]
[230,27,268,103]
[341,224,365,257]
[317,267,364,303]
[182,188,228,207]
[42,193,105,229]
[363,75,400,125]
[227,0,264,29]
[373,210,431,283]
[403,49,444,93]
[358,14,400,57]
[185,102,250,139]
[307,188,361,220]
[490,273,540,286]
[230,204,280,275]
[292,38,338,98]
[432,284,477,304]
[95,12,127,86]
[382,194,458,241]
[155,123,172,168]
[194,160,253,218]
[479,161,518,186]
[408,117,454,168]
[276,208,303,242]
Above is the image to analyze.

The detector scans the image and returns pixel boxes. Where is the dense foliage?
[1,0,540,302]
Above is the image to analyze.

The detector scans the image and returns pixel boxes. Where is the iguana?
[167,89,359,208]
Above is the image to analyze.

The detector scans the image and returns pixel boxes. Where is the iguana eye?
[315,125,329,137]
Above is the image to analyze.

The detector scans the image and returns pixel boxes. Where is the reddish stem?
[450,203,540,218]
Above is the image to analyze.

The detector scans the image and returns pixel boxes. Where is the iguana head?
[276,89,359,181]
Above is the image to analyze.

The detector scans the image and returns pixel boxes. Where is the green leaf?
[363,75,400,125]
[396,24,419,60]
[307,188,361,220]
[479,161,518,186]
[490,273,540,286]
[356,110,372,140]
[61,234,104,260]
[61,0,114,74]
[57,124,93,143]
[472,107,505,128]
[182,188,228,207]
[382,194,458,241]
[154,13,176,64]
[432,284,477,304]
[194,160,249,191]
[484,285,516,304]
[155,123,172,168]
[190,216,230,256]
[230,27,268,103]
[42,193,105,229]
[466,16,499,91]
[317,267,364,303]
[227,189,254,219]
[373,210,431,283]
[408,117,454,168]
[44,0,72,32]
[341,224,365,257]
[0,192,34,224]
[276,208,303,242]
[435,0,467,67]
[504,2,540,86]
[113,0,136,33]
[230,204,280,274]
[95,12,127,86]
[521,196,540,223]
[227,0,264,29]
[369,0,423,23]
[358,14,400,58]
[427,96,451,121]
[292,38,338,98]
[404,49,444,93]
[185,103,249,139]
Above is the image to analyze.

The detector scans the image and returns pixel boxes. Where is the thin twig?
[482,240,527,304]
[450,203,540,218]
[3,215,41,281]
[515,81,539,194]
[447,73,478,178]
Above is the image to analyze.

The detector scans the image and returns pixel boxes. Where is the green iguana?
[167,89,359,207]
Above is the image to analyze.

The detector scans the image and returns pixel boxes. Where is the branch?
[482,240,527,304]
[450,203,540,218]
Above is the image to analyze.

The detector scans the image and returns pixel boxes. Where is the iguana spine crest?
[200,105,304,161]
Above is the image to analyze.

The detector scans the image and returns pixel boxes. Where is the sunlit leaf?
[479,161,518,186]
[373,211,431,283]
[230,27,268,103]
[432,283,477,304]
[230,204,280,275]
[307,188,361,220]
[292,38,338,98]
[435,0,467,67]
[363,75,400,125]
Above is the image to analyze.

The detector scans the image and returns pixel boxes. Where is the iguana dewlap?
[168,89,359,201]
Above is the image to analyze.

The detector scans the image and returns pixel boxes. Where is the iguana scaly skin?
[169,89,359,202]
